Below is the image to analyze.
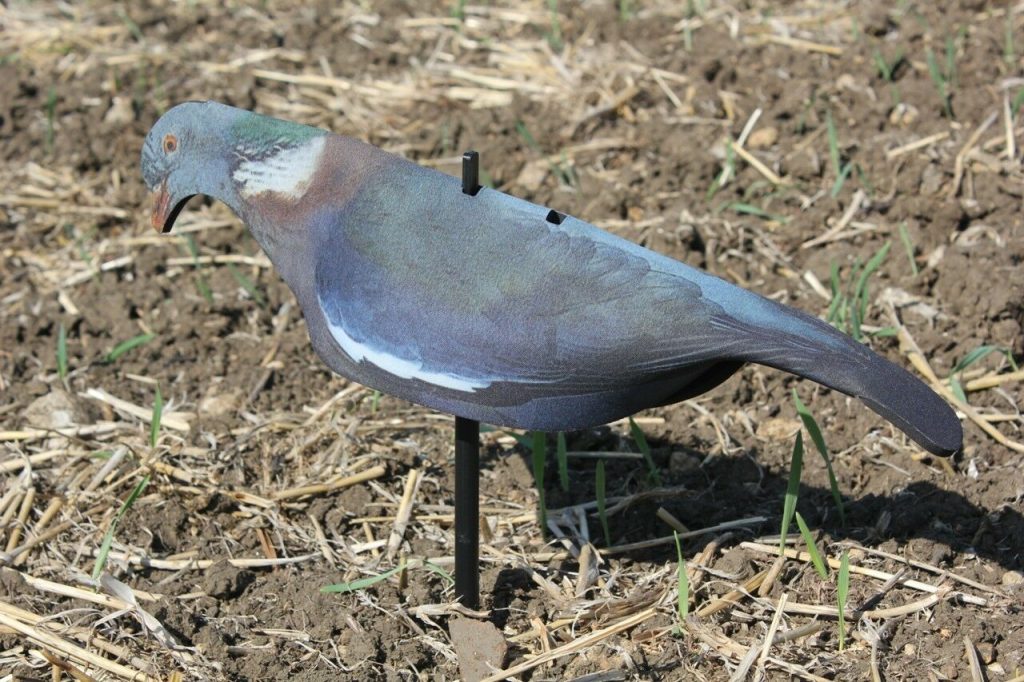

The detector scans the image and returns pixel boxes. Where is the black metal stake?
[462,150,480,196]
[453,150,482,610]
[454,416,480,609]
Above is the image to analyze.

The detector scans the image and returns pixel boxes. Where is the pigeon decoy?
[141,101,962,458]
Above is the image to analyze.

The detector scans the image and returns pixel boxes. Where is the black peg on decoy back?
[462,151,480,196]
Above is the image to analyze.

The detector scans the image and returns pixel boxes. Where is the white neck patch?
[319,299,491,393]
[233,136,326,200]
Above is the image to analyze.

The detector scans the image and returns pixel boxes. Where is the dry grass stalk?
[0,423,126,444]
[0,610,156,681]
[885,131,950,159]
[731,143,784,185]
[740,542,987,607]
[1,598,148,673]
[82,388,191,432]
[761,34,842,55]
[596,516,767,558]
[89,549,318,571]
[696,570,767,618]
[758,555,786,597]
[801,189,865,249]
[14,496,64,567]
[837,543,1004,596]
[757,591,788,670]
[964,636,985,682]
[655,507,690,533]
[1,503,107,566]
[386,467,422,559]
[890,313,1024,453]
[270,464,386,500]
[964,368,1024,392]
[1003,89,1016,160]
[948,111,999,199]
[39,648,98,682]
[480,607,658,682]
[164,254,272,268]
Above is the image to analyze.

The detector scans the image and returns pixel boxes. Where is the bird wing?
[310,158,961,456]
[311,162,736,398]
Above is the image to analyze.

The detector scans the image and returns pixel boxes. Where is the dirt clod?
[449,617,508,682]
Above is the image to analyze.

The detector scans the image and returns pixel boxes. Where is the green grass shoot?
[945,31,961,90]
[1006,10,1016,65]
[150,385,163,448]
[546,0,563,51]
[870,47,905,107]
[152,73,168,117]
[795,511,828,579]
[618,0,633,21]
[227,263,266,307]
[183,235,213,304]
[726,202,788,223]
[682,0,697,50]
[532,431,547,531]
[596,459,611,546]
[105,333,155,363]
[451,0,466,22]
[831,162,853,198]
[871,48,900,82]
[947,345,1018,404]
[705,139,735,201]
[131,68,149,117]
[897,222,918,276]
[321,562,407,593]
[793,391,845,526]
[421,560,455,586]
[516,120,540,151]
[674,530,689,622]
[853,241,891,331]
[826,240,891,341]
[837,549,851,650]
[92,474,150,580]
[825,109,849,197]
[56,322,68,383]
[557,150,579,187]
[556,432,568,491]
[780,431,804,552]
[925,46,953,118]
[852,163,875,196]
[629,417,662,486]
[823,108,839,173]
[45,86,57,154]
[66,224,97,270]
[515,120,575,188]
[116,7,144,41]
[1012,89,1024,118]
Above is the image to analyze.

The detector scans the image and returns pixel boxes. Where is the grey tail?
[716,309,963,457]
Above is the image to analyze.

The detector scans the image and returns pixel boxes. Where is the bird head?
[141,101,239,233]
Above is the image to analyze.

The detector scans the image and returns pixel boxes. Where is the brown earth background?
[0,1,1023,680]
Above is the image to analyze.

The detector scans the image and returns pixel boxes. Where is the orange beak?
[151,180,172,233]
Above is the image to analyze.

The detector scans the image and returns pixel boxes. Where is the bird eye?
[163,134,178,154]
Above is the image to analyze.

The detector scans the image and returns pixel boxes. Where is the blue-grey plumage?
[142,101,963,457]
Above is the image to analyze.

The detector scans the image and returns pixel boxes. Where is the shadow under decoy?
[482,428,1022,612]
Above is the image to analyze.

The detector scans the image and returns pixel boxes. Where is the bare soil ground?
[1,1,1022,680]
